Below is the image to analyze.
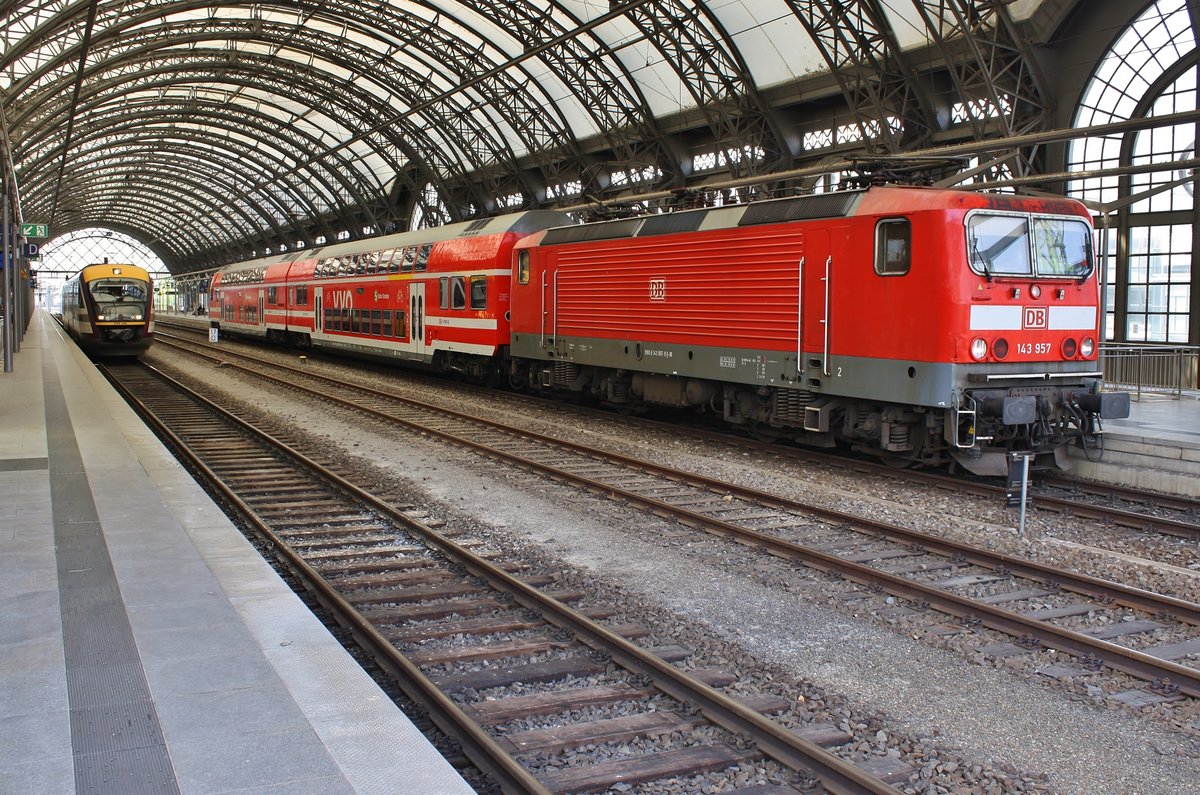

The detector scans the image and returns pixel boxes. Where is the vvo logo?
[1023,306,1048,329]
[648,278,666,302]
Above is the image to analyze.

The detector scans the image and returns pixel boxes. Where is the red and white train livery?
[209,185,1129,475]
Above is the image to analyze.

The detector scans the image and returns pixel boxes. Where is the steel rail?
[154,335,1200,697]
[101,362,553,795]
[108,360,895,795]
[158,323,1200,543]
[156,332,1200,622]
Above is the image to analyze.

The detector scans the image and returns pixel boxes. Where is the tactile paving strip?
[43,359,181,795]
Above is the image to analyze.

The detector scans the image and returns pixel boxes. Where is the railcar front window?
[1033,218,1093,277]
[89,278,147,321]
[967,214,1031,276]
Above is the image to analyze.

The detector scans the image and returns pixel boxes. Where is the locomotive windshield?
[967,212,1093,279]
[89,278,148,321]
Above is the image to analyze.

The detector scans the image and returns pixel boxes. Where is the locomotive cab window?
[966,212,1093,279]
[967,213,1031,276]
[1033,217,1093,278]
[517,251,530,285]
[875,219,911,275]
[469,275,487,309]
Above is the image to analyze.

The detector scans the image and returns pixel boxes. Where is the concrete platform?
[1066,390,1200,497]
[0,310,476,794]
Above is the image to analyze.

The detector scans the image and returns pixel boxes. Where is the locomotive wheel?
[749,422,782,443]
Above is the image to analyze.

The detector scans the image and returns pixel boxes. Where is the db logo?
[648,278,666,302]
[1023,306,1048,329]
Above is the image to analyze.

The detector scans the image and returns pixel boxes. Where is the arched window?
[410,183,450,231]
[1068,0,1197,343]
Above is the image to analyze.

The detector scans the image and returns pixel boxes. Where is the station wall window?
[875,219,911,276]
[469,275,487,309]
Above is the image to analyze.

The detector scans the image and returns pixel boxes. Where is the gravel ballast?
[147,339,1200,794]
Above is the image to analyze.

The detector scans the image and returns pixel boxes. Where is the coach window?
[517,250,530,284]
[439,277,450,309]
[393,310,407,339]
[400,246,415,273]
[267,286,278,304]
[451,276,467,309]
[371,309,383,335]
[385,249,400,274]
[875,219,911,276]
[295,285,308,304]
[469,275,487,309]
[416,243,432,272]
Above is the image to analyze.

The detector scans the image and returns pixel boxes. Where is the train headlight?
[993,338,1009,359]
[970,337,988,361]
[1062,338,1077,358]
[1081,337,1095,357]
[1030,284,1041,299]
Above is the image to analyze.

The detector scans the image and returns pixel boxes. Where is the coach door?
[410,282,426,358]
[799,229,831,379]
[257,289,265,329]
[314,288,323,335]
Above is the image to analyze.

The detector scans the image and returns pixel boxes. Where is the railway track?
[102,359,907,795]
[151,331,1200,704]
[154,320,1200,541]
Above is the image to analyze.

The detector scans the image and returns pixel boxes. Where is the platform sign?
[208,327,219,343]
[22,243,39,258]
[19,223,49,238]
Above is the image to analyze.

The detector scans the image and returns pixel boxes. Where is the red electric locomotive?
[209,211,566,381]
[508,186,1129,475]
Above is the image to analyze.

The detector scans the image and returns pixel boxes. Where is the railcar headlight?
[993,338,1009,359]
[1081,337,1095,357]
[1062,338,1077,358]
[970,337,988,361]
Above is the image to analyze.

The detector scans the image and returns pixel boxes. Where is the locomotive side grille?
[773,388,816,425]
[553,361,581,386]
[738,190,864,227]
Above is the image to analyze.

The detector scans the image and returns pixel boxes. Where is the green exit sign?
[20,223,48,238]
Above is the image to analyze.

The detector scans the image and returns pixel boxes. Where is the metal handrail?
[1101,343,1200,399]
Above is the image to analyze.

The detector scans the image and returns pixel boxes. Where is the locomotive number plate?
[1016,341,1051,355]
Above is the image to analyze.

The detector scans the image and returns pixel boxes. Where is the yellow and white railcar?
[61,263,154,356]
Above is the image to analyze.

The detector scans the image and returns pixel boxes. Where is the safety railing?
[1100,343,1200,399]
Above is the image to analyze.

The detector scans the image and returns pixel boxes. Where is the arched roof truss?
[0,0,1061,273]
